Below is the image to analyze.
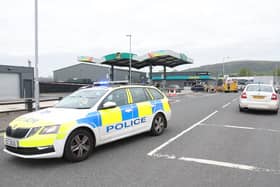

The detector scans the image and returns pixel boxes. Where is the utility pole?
[34,0,40,110]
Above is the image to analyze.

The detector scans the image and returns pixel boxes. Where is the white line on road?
[179,157,256,171]
[222,102,231,108]
[225,125,254,130]
[201,123,280,133]
[152,153,177,160]
[170,99,180,104]
[232,98,238,102]
[147,110,218,156]
[178,157,280,174]
[150,153,280,174]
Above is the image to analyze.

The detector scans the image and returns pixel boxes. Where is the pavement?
[1,92,279,186]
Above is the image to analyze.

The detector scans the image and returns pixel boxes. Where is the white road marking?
[171,99,180,104]
[152,153,177,160]
[224,125,255,130]
[178,157,280,174]
[147,110,218,156]
[179,157,256,171]
[232,98,238,102]
[150,153,280,174]
[0,132,4,137]
[201,123,280,133]
[222,102,231,108]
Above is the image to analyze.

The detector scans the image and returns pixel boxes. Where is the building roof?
[53,62,145,73]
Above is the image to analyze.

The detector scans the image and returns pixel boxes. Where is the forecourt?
[0,92,279,187]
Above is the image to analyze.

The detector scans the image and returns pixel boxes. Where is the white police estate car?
[4,85,171,162]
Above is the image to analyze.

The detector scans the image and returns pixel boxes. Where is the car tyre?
[150,113,166,136]
[239,106,244,112]
[64,129,94,162]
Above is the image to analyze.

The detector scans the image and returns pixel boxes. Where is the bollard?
[25,99,33,112]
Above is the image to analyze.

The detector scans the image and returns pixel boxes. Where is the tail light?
[271,93,278,100]
[241,92,247,99]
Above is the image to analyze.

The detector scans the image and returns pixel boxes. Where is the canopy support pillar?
[149,64,153,85]
[110,65,114,81]
[163,65,166,89]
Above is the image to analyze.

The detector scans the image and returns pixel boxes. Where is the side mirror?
[102,101,117,109]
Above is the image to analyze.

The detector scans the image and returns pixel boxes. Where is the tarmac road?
[0,92,279,187]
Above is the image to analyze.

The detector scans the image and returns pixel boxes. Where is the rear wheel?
[64,129,94,162]
[150,113,166,136]
[272,110,278,114]
[239,105,244,112]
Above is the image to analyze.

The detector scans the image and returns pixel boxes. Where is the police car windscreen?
[55,89,108,109]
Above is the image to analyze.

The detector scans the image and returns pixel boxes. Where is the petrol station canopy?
[77,50,193,83]
[78,50,193,68]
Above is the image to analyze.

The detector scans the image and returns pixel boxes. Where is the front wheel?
[64,129,94,162]
[150,113,166,136]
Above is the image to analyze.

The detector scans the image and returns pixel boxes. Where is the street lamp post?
[126,34,132,84]
[34,0,40,110]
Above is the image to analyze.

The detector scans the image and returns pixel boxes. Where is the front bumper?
[239,99,279,111]
[3,139,65,159]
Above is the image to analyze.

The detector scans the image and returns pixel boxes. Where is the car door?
[128,87,153,133]
[98,88,133,142]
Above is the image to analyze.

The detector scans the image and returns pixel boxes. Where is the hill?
[181,60,280,76]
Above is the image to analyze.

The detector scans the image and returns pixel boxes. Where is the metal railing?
[0,98,62,113]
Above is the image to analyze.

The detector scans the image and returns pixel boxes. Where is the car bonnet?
[9,107,91,129]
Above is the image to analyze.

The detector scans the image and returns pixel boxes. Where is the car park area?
[0,91,279,186]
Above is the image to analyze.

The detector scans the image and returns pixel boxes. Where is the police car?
[3,85,171,162]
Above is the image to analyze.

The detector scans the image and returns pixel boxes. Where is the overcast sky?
[1,0,280,77]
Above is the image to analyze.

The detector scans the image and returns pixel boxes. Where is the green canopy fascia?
[103,52,137,61]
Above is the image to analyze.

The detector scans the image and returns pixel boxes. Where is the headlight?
[39,125,60,135]
[26,127,41,138]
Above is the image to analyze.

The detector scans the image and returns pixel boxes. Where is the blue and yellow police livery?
[3,85,171,162]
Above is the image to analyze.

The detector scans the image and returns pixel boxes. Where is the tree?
[239,68,253,76]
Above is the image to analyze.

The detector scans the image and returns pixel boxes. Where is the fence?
[0,98,61,113]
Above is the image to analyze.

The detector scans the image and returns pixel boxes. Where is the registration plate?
[253,96,265,99]
[4,137,18,148]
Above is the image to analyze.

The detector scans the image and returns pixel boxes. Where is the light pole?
[126,34,132,84]
[34,0,40,110]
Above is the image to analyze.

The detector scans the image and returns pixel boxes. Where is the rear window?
[130,87,149,103]
[246,85,273,92]
[148,88,164,100]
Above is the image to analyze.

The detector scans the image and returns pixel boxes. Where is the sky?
[1,0,280,77]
